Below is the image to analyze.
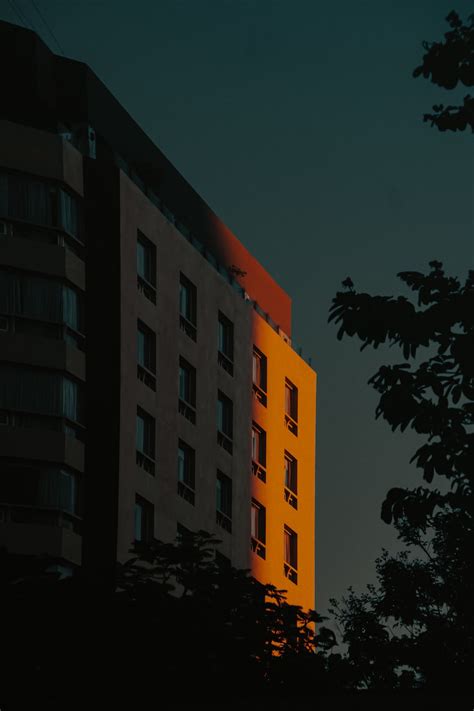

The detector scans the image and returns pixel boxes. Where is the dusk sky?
[3,0,472,615]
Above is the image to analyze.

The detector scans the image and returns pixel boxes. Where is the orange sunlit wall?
[250,312,316,613]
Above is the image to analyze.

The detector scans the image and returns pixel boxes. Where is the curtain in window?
[59,189,78,237]
[7,173,51,225]
[0,366,82,422]
[37,468,77,514]
[62,286,79,331]
[0,270,81,328]
[61,377,79,422]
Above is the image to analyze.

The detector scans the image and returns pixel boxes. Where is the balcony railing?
[217,430,233,455]
[216,509,232,533]
[137,275,156,304]
[137,364,156,391]
[284,487,298,510]
[179,399,196,425]
[178,481,195,505]
[136,450,155,476]
[252,459,266,483]
[251,536,266,559]
[0,503,83,534]
[284,562,298,584]
[252,383,267,407]
[284,413,298,436]
[179,315,197,341]
[218,351,233,376]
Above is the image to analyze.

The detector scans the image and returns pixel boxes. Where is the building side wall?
[250,314,316,612]
[117,172,253,570]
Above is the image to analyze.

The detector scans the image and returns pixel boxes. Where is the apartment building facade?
[0,20,316,611]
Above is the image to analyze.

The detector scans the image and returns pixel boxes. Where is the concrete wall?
[117,171,253,569]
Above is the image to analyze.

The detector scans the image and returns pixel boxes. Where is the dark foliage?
[328,264,474,692]
[413,11,474,131]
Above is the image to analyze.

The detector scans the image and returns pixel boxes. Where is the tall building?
[0,20,316,611]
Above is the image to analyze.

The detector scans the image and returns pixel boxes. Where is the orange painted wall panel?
[250,312,316,613]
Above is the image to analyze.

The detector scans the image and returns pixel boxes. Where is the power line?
[29,0,65,55]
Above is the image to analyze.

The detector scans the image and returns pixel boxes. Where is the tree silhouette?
[328,263,474,692]
[413,10,474,132]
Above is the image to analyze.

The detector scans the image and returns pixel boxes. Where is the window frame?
[250,499,266,559]
[252,347,267,407]
[216,470,232,533]
[284,525,298,584]
[136,406,155,475]
[284,378,298,435]
[284,451,298,509]
[134,494,154,543]
[179,273,197,340]
[217,311,234,376]
[178,356,196,424]
[137,230,156,303]
[217,390,233,454]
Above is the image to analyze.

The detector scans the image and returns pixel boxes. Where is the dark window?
[284,378,298,435]
[178,440,195,505]
[0,269,85,348]
[284,526,298,583]
[134,495,154,543]
[0,171,81,240]
[252,347,267,406]
[179,273,197,340]
[137,320,156,390]
[0,364,84,425]
[136,407,155,475]
[216,471,232,532]
[218,312,234,375]
[137,231,156,302]
[284,452,298,509]
[217,391,233,453]
[0,461,81,528]
[178,357,196,423]
[251,423,267,482]
[251,499,266,559]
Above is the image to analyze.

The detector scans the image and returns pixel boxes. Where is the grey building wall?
[117,172,253,570]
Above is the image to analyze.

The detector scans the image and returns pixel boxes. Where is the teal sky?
[3,0,472,614]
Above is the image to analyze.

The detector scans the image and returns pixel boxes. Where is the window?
[178,440,195,505]
[179,273,197,340]
[284,378,298,435]
[284,526,298,584]
[252,347,267,406]
[134,495,154,543]
[218,312,234,375]
[0,269,85,349]
[0,365,84,427]
[251,423,267,482]
[178,357,196,424]
[216,471,232,533]
[217,391,233,454]
[137,231,156,303]
[0,462,81,521]
[136,407,155,475]
[284,452,298,509]
[251,499,266,559]
[137,320,156,390]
